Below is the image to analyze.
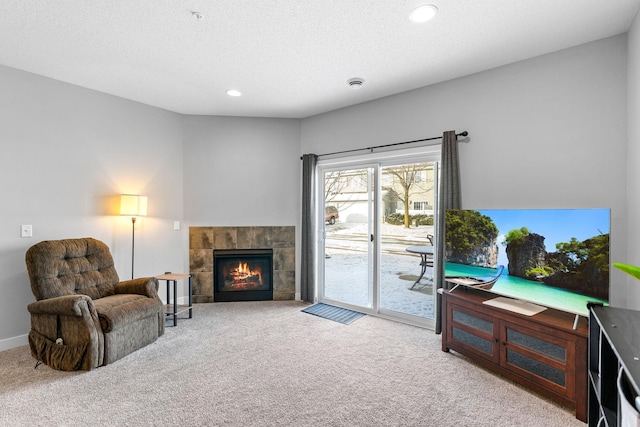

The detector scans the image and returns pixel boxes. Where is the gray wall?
[182,116,301,226]
[0,65,185,350]
[301,35,630,309]
[627,14,640,304]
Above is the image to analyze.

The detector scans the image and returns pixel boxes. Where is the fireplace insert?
[213,249,273,302]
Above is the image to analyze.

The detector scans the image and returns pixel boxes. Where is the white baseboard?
[0,334,28,351]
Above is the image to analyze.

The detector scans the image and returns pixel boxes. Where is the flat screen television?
[445,208,610,316]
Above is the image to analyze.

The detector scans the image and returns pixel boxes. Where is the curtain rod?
[304,131,468,159]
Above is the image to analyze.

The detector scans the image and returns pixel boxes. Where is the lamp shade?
[120,194,148,217]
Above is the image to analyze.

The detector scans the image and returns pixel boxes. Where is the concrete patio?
[324,222,435,319]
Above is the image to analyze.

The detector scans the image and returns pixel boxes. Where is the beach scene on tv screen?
[445,208,610,316]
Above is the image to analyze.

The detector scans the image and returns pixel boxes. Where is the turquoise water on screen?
[445,263,608,316]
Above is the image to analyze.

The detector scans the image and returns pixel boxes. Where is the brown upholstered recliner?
[25,237,164,371]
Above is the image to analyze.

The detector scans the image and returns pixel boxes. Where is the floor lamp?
[120,194,148,279]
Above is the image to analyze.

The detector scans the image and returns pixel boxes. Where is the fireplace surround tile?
[237,227,252,248]
[192,272,213,303]
[212,227,238,249]
[189,226,295,302]
[253,226,295,248]
[189,249,212,272]
[274,270,295,300]
[273,247,295,272]
[189,227,213,249]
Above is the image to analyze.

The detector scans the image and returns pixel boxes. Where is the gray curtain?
[301,154,318,303]
[435,130,461,333]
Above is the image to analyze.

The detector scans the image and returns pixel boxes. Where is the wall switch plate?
[173,221,181,230]
[21,224,32,237]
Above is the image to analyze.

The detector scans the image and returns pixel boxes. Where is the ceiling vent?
[347,77,365,89]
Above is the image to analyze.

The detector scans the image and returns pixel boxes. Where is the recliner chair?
[25,237,164,371]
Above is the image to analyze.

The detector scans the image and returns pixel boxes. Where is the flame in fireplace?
[227,262,262,289]
[236,262,262,282]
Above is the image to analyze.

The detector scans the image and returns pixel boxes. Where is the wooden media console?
[441,287,588,422]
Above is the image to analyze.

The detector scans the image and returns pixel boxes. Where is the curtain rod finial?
[458,131,468,137]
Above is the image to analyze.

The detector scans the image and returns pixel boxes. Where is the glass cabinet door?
[447,304,499,363]
[502,321,573,396]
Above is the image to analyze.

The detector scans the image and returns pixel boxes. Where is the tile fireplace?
[190,226,295,303]
[213,248,273,302]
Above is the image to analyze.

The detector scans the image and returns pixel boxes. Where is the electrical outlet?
[21,224,32,237]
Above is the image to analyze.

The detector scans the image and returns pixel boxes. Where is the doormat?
[301,303,365,324]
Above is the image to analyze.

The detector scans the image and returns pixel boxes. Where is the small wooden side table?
[156,273,192,327]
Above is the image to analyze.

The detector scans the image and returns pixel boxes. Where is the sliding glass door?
[378,162,437,321]
[318,149,439,327]
[321,166,374,308]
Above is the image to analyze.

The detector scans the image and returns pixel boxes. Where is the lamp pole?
[131,216,136,279]
[120,194,147,280]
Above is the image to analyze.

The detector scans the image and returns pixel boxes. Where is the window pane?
[323,167,373,307]
[379,162,436,319]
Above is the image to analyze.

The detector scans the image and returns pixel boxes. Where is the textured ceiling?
[0,0,638,118]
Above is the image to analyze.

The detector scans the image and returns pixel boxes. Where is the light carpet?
[0,301,584,426]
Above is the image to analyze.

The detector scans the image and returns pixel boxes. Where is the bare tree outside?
[324,169,370,215]
[324,170,346,202]
[382,163,434,228]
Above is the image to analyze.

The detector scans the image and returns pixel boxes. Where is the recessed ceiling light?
[347,77,365,89]
[226,89,242,97]
[409,5,438,23]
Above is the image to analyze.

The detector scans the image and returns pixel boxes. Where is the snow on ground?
[323,222,435,318]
